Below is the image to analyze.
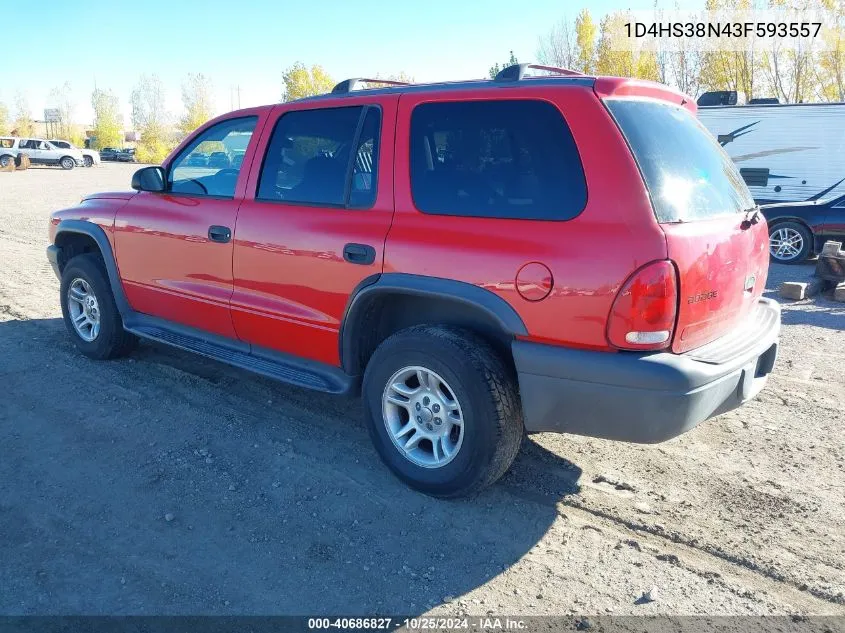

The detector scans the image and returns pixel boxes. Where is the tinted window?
[606,99,755,222]
[410,100,587,220]
[257,106,380,208]
[52,141,71,149]
[169,116,257,198]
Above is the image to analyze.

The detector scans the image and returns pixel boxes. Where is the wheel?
[769,221,812,264]
[60,254,137,359]
[0,155,12,168]
[362,326,523,498]
[60,156,75,170]
[83,155,93,168]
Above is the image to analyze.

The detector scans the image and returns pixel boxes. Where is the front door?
[232,96,398,366]
[113,114,264,338]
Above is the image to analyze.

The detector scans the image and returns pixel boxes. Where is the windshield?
[606,99,755,223]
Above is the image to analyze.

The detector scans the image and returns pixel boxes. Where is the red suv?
[47,64,780,497]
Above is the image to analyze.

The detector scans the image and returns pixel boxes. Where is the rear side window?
[257,106,381,208]
[410,100,587,220]
[606,99,755,222]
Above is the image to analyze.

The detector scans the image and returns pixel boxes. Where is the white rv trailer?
[697,102,845,204]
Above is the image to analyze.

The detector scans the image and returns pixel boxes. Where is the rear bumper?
[514,298,781,443]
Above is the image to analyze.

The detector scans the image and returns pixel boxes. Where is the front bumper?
[514,297,781,443]
[47,244,61,279]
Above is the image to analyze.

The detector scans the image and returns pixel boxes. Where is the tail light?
[607,261,678,351]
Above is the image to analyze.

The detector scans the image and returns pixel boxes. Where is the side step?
[125,320,353,395]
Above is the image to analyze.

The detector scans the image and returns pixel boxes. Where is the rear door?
[605,98,769,353]
[232,95,398,366]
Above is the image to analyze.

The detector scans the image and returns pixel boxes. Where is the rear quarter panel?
[388,85,667,350]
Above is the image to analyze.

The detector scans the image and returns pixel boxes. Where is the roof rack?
[494,63,584,82]
[331,78,412,94]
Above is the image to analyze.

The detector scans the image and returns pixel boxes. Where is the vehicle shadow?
[0,317,582,617]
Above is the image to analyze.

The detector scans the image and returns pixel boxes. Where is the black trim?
[123,314,355,395]
[342,243,376,265]
[53,220,131,314]
[339,273,528,374]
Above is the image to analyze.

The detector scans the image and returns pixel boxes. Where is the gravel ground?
[0,164,843,616]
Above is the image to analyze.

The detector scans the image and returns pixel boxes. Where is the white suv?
[0,137,85,170]
[49,140,100,167]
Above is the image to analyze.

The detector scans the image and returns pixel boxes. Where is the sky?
[3,0,697,128]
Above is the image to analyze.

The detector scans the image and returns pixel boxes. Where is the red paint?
[49,75,762,365]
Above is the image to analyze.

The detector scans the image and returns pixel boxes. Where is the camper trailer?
[697,96,845,205]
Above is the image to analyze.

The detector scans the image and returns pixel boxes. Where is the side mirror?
[131,166,166,192]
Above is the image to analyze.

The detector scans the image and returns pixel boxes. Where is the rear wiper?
[741,205,762,229]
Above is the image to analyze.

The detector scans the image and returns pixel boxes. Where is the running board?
[125,318,354,395]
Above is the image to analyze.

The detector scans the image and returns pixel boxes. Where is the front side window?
[169,116,257,198]
[257,106,381,208]
[410,100,587,220]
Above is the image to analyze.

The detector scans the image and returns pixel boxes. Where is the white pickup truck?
[0,137,85,169]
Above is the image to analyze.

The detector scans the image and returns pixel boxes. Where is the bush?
[15,153,30,170]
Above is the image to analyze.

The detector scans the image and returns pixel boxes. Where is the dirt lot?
[0,164,843,616]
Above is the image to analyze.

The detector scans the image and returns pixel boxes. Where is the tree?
[91,88,123,150]
[574,9,598,74]
[538,18,578,70]
[369,71,415,88]
[179,73,214,137]
[47,81,75,139]
[131,74,172,164]
[817,0,845,101]
[595,11,660,80]
[13,93,35,137]
[281,63,334,101]
[0,102,9,136]
[488,51,519,79]
[699,0,761,99]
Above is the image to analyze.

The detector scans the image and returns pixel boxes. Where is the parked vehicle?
[0,137,84,169]
[697,99,845,205]
[46,65,780,497]
[184,152,208,167]
[49,140,100,167]
[762,193,845,263]
[206,151,230,168]
[100,147,135,162]
[99,148,121,162]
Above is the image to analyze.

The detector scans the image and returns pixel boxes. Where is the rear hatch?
[605,97,770,354]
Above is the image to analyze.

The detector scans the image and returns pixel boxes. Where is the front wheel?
[769,221,812,264]
[362,326,523,498]
[60,254,137,359]
[0,155,12,168]
[60,156,75,170]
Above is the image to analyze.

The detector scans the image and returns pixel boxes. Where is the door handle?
[343,243,376,265]
[208,225,231,243]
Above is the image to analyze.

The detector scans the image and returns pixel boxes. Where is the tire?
[362,325,523,498]
[60,254,137,360]
[60,156,75,170]
[0,154,12,168]
[83,156,93,168]
[769,221,812,264]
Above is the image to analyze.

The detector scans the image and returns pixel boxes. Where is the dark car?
[117,148,136,163]
[206,151,230,168]
[762,192,845,263]
[185,153,208,167]
[99,147,120,161]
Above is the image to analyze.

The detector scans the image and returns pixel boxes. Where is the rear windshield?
[606,99,755,222]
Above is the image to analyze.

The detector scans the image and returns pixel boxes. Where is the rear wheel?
[769,221,812,264]
[362,326,523,498]
[60,254,137,359]
[60,156,75,170]
[83,155,93,168]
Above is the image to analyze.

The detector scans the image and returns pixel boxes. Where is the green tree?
[488,51,519,79]
[0,102,9,135]
[281,63,334,101]
[13,93,35,137]
[91,88,123,150]
[131,74,173,164]
[575,9,597,74]
[179,73,214,137]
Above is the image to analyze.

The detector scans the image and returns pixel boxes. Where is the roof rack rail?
[494,63,584,82]
[331,78,412,94]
